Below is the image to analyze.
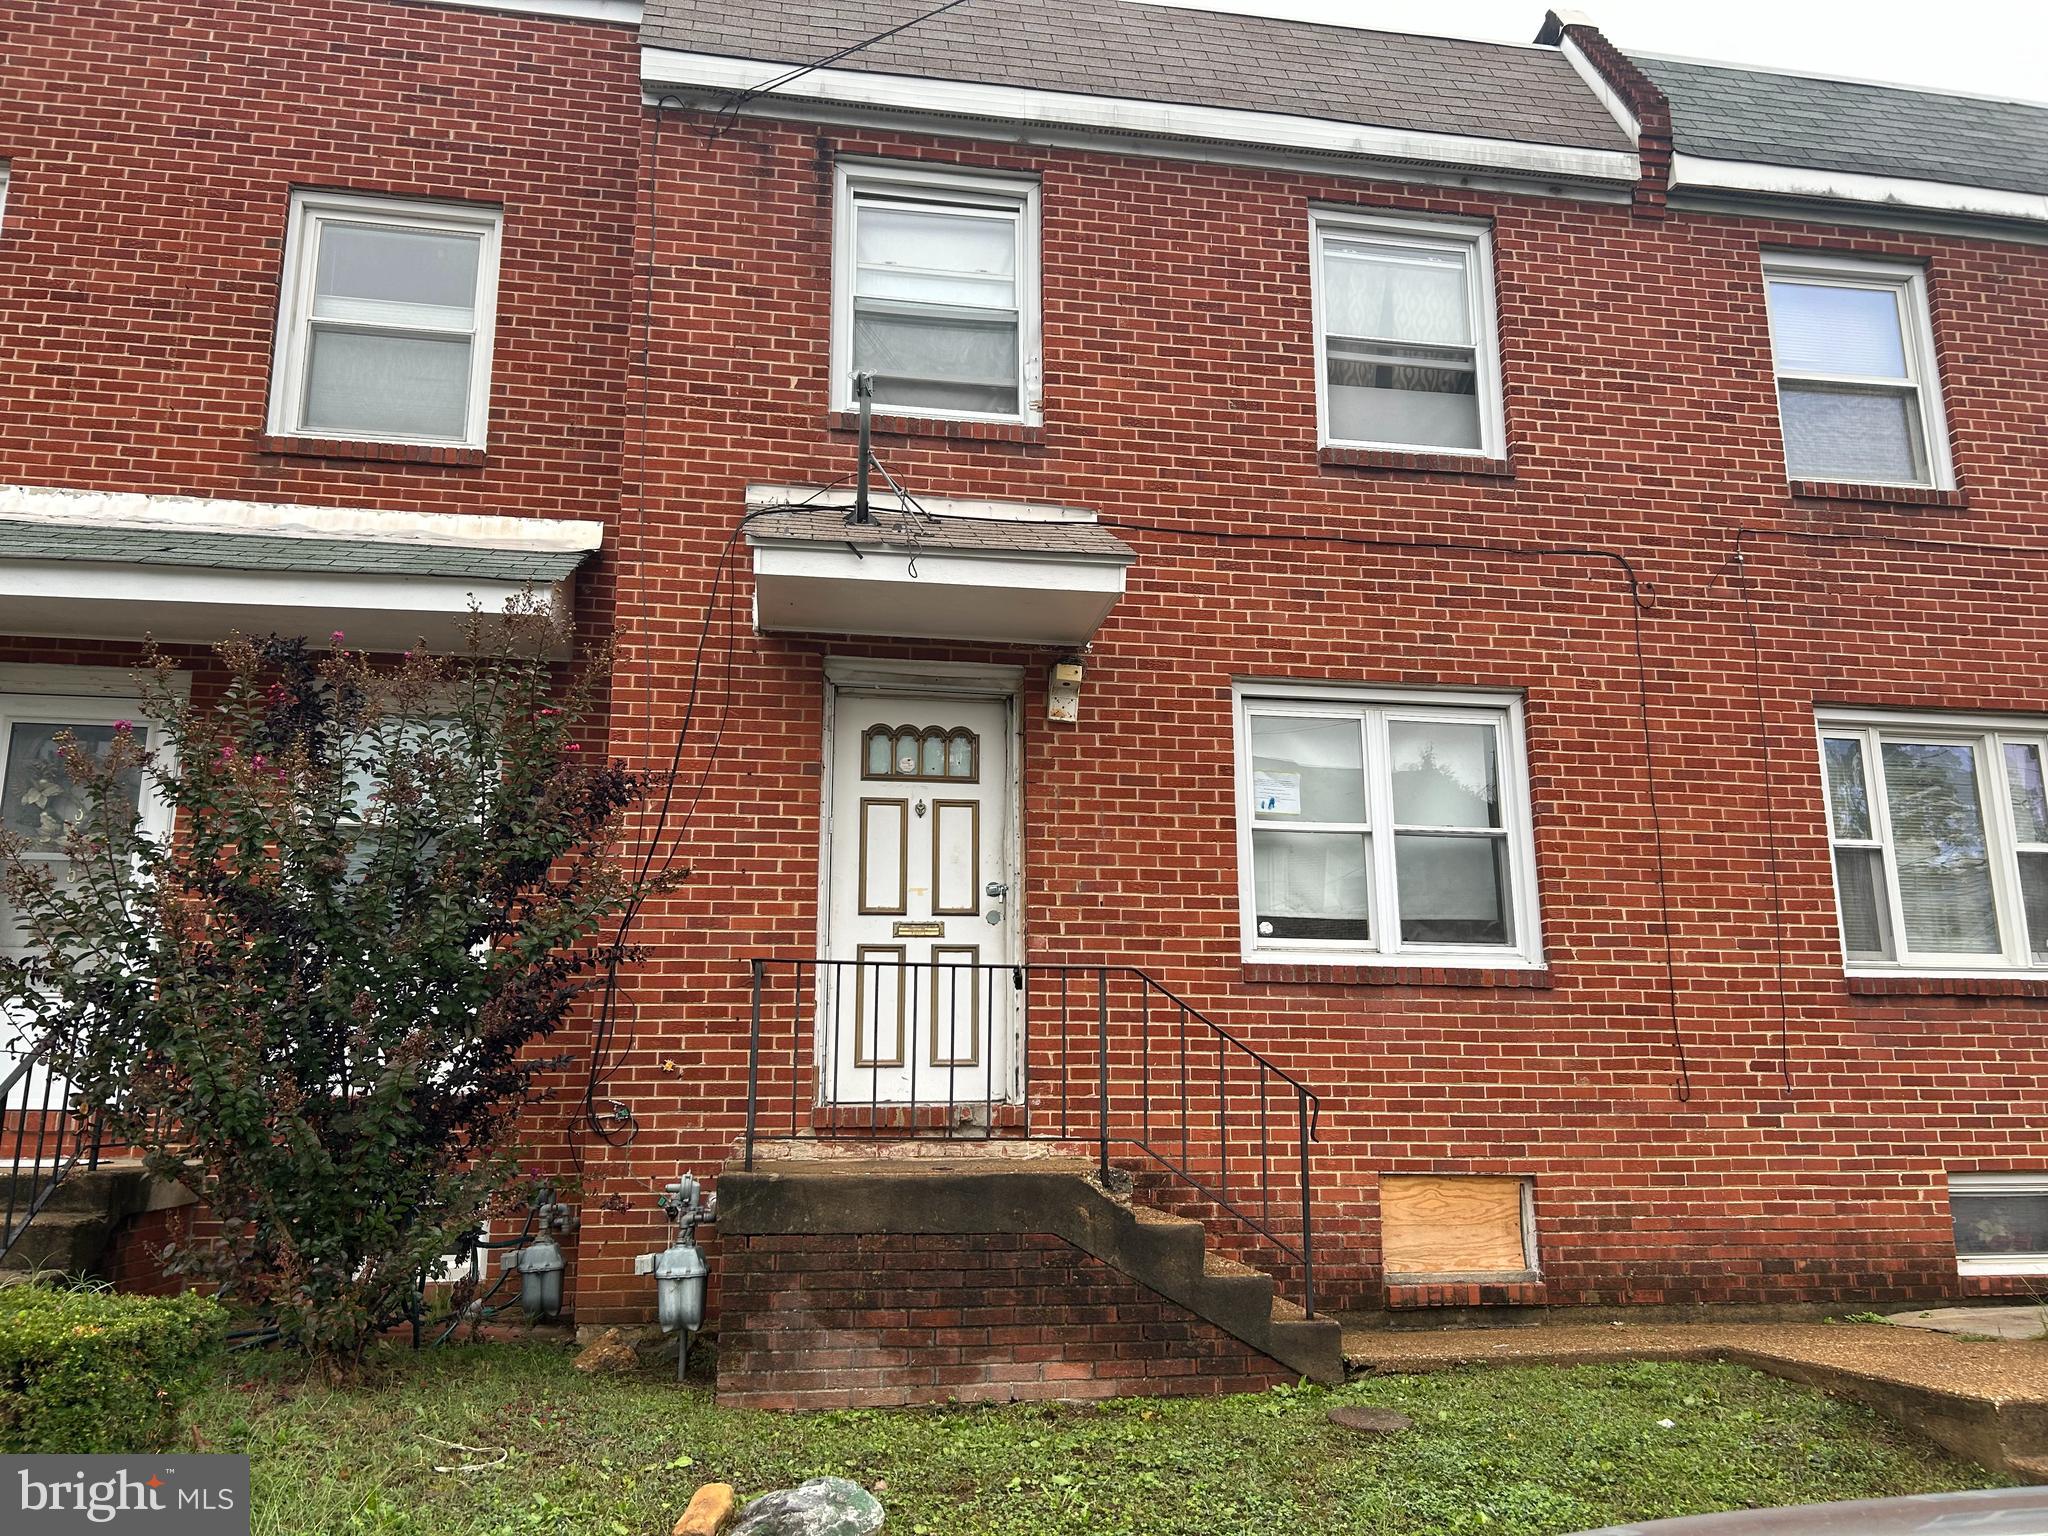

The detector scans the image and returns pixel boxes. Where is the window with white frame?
[1234,687,1541,965]
[1762,254,1950,487]
[1819,712,2048,972]
[0,162,11,237]
[1949,1174,2048,1277]
[267,190,503,448]
[832,163,1040,423]
[1312,210,1504,458]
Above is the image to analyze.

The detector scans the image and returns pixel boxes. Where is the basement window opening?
[1950,1173,2048,1277]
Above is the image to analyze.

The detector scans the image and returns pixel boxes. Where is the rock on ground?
[572,1326,641,1374]
[729,1476,885,1536]
[675,1482,737,1536]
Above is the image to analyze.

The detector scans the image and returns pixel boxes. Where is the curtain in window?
[852,203,1021,416]
[1322,237,1479,450]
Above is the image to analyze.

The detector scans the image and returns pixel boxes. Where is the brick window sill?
[826,411,1044,445]
[1848,974,2048,999]
[1790,479,1966,509]
[1241,963,1553,989]
[255,434,486,467]
[1320,446,1514,477]
[1386,1274,1546,1309]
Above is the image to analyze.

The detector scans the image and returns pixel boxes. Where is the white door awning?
[0,484,603,653]
[747,496,1134,648]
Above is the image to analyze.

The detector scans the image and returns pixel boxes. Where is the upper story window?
[0,162,11,237]
[1312,209,1505,459]
[1234,685,1542,968]
[1820,710,2048,973]
[1762,254,1951,488]
[831,163,1041,425]
[267,190,504,449]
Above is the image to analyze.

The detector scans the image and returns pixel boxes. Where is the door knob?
[984,881,1010,898]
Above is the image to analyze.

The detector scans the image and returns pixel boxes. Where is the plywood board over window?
[1380,1175,1534,1276]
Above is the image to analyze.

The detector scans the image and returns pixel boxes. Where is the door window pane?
[1249,714,1364,823]
[1780,383,1923,483]
[1952,1191,2048,1258]
[1881,741,1999,954]
[1823,737,1874,840]
[1833,847,1894,961]
[1251,830,1369,941]
[3,722,143,852]
[1394,834,1510,946]
[1767,280,1908,377]
[303,330,472,440]
[1390,720,1500,828]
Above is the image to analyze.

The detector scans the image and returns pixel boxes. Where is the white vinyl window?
[1312,209,1505,458]
[831,163,1040,424]
[1233,686,1541,967]
[267,190,503,449]
[0,162,11,237]
[1949,1174,2048,1277]
[1819,711,2048,974]
[1762,253,1951,488]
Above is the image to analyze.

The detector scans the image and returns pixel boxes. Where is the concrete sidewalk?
[1342,1318,2048,1481]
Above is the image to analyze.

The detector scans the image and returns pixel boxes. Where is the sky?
[1137,0,2048,102]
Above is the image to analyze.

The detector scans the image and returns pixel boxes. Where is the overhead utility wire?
[706,0,979,136]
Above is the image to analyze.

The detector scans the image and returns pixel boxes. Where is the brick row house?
[8,0,2048,1405]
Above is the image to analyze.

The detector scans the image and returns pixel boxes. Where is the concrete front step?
[720,1149,1343,1385]
[1,1161,161,1277]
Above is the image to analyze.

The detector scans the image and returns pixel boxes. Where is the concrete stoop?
[0,1161,177,1279]
[719,1149,1345,1387]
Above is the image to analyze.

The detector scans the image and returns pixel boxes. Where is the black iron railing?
[0,1033,101,1262]
[744,957,1323,1316]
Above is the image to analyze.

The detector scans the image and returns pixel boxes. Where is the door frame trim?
[817,657,1026,1101]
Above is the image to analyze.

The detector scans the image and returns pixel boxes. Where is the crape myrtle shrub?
[0,613,652,1359]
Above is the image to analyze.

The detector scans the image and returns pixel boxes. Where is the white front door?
[826,692,1016,1107]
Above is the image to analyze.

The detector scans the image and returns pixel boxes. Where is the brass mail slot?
[891,921,945,938]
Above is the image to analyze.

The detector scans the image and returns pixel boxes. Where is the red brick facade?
[718,1232,1294,1409]
[8,0,2048,1335]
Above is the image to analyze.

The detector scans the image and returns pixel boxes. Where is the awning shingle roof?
[0,520,594,582]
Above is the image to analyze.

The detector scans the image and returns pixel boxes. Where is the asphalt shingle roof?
[643,0,1634,152]
[1637,55,2048,198]
[0,521,593,581]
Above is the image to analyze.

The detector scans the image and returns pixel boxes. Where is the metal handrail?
[743,957,1323,1315]
[0,1031,101,1262]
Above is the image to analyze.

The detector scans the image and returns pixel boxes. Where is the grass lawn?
[185,1341,2005,1536]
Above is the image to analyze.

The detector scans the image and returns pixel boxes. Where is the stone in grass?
[1328,1403,1414,1434]
[675,1483,737,1536]
[573,1327,642,1374]
[729,1477,885,1536]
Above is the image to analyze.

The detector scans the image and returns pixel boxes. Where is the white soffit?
[641,48,1642,187]
[1670,153,2048,225]
[746,494,1134,648]
[0,483,604,654]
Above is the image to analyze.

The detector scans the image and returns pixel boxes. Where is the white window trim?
[1760,250,1954,490]
[1,686,178,961]
[265,189,504,450]
[829,160,1042,427]
[1232,682,1543,969]
[1818,707,2048,978]
[1949,1173,2048,1277]
[1309,207,1507,460]
[0,162,11,238]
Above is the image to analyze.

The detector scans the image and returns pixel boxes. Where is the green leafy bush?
[0,1283,227,1452]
